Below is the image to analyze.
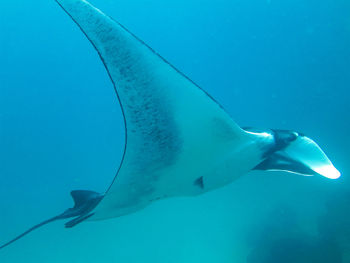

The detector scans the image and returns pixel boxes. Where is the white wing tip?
[313,164,341,180]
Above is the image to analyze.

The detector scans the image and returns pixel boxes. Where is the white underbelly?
[154,138,264,198]
[90,131,270,221]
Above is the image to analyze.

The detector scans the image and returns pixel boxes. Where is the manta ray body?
[0,0,340,250]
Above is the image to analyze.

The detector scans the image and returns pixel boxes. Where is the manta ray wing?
[56,0,250,220]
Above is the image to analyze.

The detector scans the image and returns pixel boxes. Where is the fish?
[0,0,340,250]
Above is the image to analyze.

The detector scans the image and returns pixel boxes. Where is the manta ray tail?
[0,216,60,250]
[0,190,103,250]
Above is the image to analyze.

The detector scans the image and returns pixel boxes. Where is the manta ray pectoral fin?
[255,133,341,179]
[0,190,102,250]
[55,0,246,220]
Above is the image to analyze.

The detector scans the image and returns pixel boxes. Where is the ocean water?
[0,0,349,262]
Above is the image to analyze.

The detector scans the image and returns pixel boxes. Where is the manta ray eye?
[272,130,298,151]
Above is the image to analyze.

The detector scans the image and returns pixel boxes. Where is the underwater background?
[0,0,349,262]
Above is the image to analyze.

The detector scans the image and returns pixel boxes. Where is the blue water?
[0,0,349,262]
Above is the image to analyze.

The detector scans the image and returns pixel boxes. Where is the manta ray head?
[247,128,341,179]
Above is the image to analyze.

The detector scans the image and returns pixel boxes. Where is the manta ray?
[0,0,340,250]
